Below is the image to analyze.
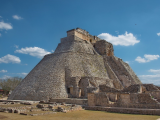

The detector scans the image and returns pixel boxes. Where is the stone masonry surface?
[9,28,143,101]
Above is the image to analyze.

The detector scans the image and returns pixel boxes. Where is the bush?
[0,77,22,94]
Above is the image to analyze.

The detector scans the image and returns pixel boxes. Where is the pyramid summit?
[8,28,142,101]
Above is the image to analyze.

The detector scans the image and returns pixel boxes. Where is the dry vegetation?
[0,110,159,120]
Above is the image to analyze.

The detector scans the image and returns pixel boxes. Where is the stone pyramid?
[8,28,142,101]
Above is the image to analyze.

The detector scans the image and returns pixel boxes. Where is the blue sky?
[0,0,160,85]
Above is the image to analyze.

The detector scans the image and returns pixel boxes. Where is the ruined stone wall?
[99,85,120,92]
[57,35,98,55]
[106,92,118,102]
[67,28,99,44]
[143,84,159,91]
[103,56,141,88]
[65,76,114,98]
[88,93,109,107]
[117,93,159,104]
[150,91,160,101]
[85,106,160,116]
[122,84,140,93]
[102,59,123,90]
[94,40,114,56]
[49,98,88,105]
[118,93,131,104]
[120,60,142,85]
[88,93,95,106]
[137,93,158,104]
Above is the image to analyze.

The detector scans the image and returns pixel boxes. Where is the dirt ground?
[0,110,159,120]
[0,97,8,100]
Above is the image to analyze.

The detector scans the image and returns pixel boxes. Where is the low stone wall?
[49,98,88,105]
[116,103,160,109]
[85,106,160,116]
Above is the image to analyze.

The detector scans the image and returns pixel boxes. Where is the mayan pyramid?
[8,28,142,101]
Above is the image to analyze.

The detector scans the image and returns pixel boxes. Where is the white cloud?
[2,75,11,79]
[148,69,160,74]
[157,32,160,36]
[135,54,159,63]
[0,70,7,73]
[21,73,28,76]
[139,74,160,85]
[0,21,12,30]
[18,72,28,76]
[98,32,140,46]
[139,69,160,85]
[0,16,2,18]
[12,15,23,20]
[14,45,19,49]
[0,33,1,36]
[15,47,51,58]
[115,31,119,34]
[51,50,54,52]
[135,56,146,63]
[125,61,129,64]
[0,54,21,64]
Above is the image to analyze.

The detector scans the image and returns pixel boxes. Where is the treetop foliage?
[0,77,22,93]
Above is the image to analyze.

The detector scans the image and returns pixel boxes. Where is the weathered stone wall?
[88,93,95,106]
[150,91,160,102]
[88,93,109,107]
[65,77,114,98]
[117,93,158,104]
[9,34,112,101]
[122,84,140,93]
[99,85,120,92]
[106,92,117,102]
[137,93,158,104]
[120,60,142,85]
[102,57,124,90]
[49,98,88,105]
[143,84,159,91]
[88,92,160,108]
[66,28,100,44]
[118,93,131,104]
[103,56,141,88]
[8,28,142,102]
[85,106,160,116]
[57,35,98,55]
[94,40,114,56]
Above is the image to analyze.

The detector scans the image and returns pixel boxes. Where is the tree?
[0,77,22,94]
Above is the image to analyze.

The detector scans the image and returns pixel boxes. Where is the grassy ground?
[0,110,159,120]
[0,103,38,108]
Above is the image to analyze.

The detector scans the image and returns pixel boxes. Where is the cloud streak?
[157,32,160,36]
[0,21,12,30]
[0,70,7,73]
[1,75,11,79]
[0,54,21,64]
[135,54,159,63]
[14,45,19,49]
[15,47,51,58]
[149,69,160,74]
[139,69,160,85]
[98,32,140,46]
[12,15,23,20]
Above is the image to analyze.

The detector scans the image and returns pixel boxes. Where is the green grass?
[0,110,159,120]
